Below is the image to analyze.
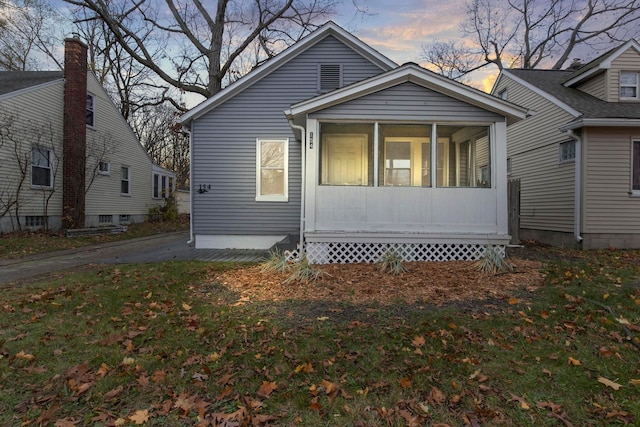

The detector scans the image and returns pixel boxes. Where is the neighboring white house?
[181,22,527,263]
[0,38,174,232]
[493,39,640,249]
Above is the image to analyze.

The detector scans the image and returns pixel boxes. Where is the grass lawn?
[0,216,189,260]
[1,248,639,426]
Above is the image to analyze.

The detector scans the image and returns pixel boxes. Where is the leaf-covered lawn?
[1,247,639,426]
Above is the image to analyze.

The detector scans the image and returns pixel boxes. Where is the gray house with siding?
[181,22,527,263]
[492,39,640,249]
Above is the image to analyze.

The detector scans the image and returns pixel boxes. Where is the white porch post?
[494,121,509,236]
[305,118,318,234]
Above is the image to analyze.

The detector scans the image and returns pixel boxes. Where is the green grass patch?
[1,249,639,426]
[0,216,189,260]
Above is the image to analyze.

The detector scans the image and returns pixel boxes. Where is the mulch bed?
[213,258,545,306]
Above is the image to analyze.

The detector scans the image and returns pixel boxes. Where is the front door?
[322,134,368,185]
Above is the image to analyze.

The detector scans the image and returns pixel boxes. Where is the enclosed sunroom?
[285,64,527,263]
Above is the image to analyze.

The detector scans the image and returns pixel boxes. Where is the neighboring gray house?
[492,39,640,249]
[181,22,527,263]
[0,38,174,233]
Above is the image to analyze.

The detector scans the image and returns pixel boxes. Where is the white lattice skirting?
[285,242,506,264]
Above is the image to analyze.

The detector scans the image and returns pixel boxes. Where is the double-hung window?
[86,93,95,127]
[256,139,288,201]
[121,166,130,195]
[620,72,639,100]
[31,146,53,188]
[633,140,640,194]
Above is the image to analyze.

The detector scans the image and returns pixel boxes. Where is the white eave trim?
[501,70,581,118]
[285,64,529,123]
[180,21,397,126]
[560,118,640,131]
[563,39,640,87]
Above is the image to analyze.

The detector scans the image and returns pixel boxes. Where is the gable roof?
[562,39,640,87]
[285,63,529,125]
[503,69,640,124]
[0,71,63,98]
[180,21,397,127]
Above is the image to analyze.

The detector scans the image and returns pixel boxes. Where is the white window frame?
[620,71,639,100]
[31,146,53,188]
[559,140,575,163]
[121,166,130,195]
[632,139,640,195]
[98,161,110,175]
[86,93,96,128]
[256,138,288,202]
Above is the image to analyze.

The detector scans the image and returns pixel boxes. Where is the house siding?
[309,82,503,121]
[495,75,576,233]
[583,127,640,234]
[191,35,386,238]
[576,73,606,100]
[609,47,640,102]
[83,74,159,226]
[0,80,65,232]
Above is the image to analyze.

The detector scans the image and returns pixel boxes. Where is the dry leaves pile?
[215,258,545,306]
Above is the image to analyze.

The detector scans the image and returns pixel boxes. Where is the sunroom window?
[320,123,492,188]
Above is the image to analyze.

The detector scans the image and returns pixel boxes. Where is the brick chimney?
[62,37,87,229]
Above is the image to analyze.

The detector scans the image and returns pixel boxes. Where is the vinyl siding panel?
[84,74,158,222]
[191,35,386,236]
[576,73,606,100]
[609,47,640,102]
[583,127,640,232]
[309,82,503,122]
[0,80,65,231]
[494,75,576,232]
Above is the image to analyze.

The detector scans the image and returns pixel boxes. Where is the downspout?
[566,129,583,243]
[185,126,194,244]
[288,120,306,257]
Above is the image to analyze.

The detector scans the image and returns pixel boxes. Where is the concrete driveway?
[0,232,267,285]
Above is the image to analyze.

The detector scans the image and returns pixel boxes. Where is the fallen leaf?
[412,335,426,347]
[257,381,277,398]
[630,379,640,386]
[399,377,412,389]
[128,409,149,425]
[598,377,622,390]
[567,357,581,366]
[508,298,520,305]
[181,302,192,311]
[16,351,35,361]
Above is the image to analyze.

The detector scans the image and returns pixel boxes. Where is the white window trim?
[31,146,54,189]
[620,71,639,100]
[121,166,131,196]
[98,161,110,175]
[256,138,289,202]
[559,140,575,164]
[632,139,640,196]
[86,92,96,128]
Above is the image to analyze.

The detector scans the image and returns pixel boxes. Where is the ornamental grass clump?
[474,245,514,274]
[260,250,291,273]
[378,250,408,275]
[285,256,323,283]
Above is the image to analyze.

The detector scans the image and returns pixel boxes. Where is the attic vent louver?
[319,64,342,91]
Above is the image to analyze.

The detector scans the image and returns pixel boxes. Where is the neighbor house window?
[121,166,130,195]
[318,64,342,92]
[119,214,131,224]
[507,157,512,176]
[498,89,508,100]
[99,214,112,224]
[86,93,95,127]
[620,72,639,99]
[256,138,288,201]
[559,140,575,163]
[153,173,160,198]
[25,215,46,228]
[98,161,110,175]
[632,140,640,193]
[31,146,53,187]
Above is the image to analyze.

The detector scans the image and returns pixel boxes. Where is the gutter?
[288,120,306,258]
[185,125,194,244]
[566,129,583,243]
